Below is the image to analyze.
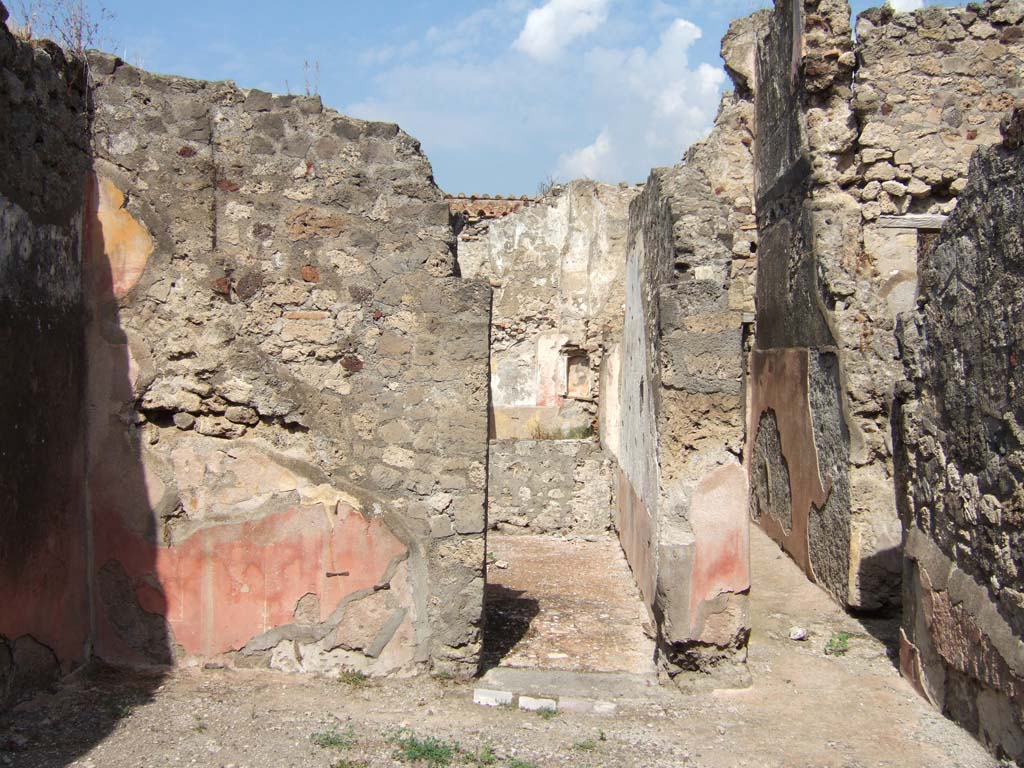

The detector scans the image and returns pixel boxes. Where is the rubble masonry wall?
[83,53,492,678]
[749,0,1024,612]
[893,109,1024,763]
[617,17,760,678]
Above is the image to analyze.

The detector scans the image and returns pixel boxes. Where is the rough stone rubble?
[894,107,1024,761]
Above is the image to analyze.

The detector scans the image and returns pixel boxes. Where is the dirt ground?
[482,534,655,675]
[0,528,1007,768]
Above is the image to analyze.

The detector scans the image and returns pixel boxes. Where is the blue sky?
[13,0,959,194]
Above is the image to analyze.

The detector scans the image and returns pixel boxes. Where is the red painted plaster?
[92,501,407,662]
[689,462,751,629]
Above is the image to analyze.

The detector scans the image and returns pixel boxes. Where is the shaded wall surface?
[84,54,491,678]
[0,12,92,705]
[894,110,1024,764]
[617,19,758,681]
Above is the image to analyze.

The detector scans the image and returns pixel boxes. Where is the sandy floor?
[0,528,1005,768]
[483,534,656,675]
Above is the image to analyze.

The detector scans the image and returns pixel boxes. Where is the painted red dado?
[614,469,656,609]
[92,500,407,662]
[0,512,90,672]
[688,462,750,630]
[746,348,829,584]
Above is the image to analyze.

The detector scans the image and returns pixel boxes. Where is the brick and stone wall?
[83,53,492,678]
[0,9,92,706]
[893,109,1024,764]
[448,194,536,223]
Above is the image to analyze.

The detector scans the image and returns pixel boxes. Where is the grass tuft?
[338,670,370,687]
[312,726,357,750]
[389,729,460,767]
[472,744,498,766]
[824,631,852,656]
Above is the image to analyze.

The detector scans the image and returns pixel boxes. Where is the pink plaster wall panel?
[688,461,750,629]
[93,501,408,662]
[535,332,566,408]
[746,348,829,584]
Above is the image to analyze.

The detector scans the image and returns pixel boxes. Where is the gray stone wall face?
[0,12,91,706]
[749,0,1024,613]
[487,439,613,537]
[893,111,1024,762]
[749,0,857,607]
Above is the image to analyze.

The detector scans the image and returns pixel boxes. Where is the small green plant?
[389,730,459,767]
[473,744,498,766]
[574,739,599,752]
[192,715,207,734]
[312,726,356,750]
[507,759,540,768]
[534,706,558,720]
[338,670,370,687]
[330,759,367,768]
[598,729,607,741]
[824,631,851,656]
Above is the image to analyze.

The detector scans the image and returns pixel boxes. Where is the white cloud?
[347,4,733,193]
[513,0,610,61]
[557,129,613,178]
[553,17,725,182]
[887,0,923,11]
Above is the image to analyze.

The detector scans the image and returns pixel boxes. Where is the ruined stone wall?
[487,439,612,536]
[893,110,1024,765]
[846,0,1024,610]
[82,54,491,678]
[0,8,92,705]
[749,0,860,608]
[749,0,1024,613]
[457,181,636,441]
[748,0,1024,613]
[616,19,758,681]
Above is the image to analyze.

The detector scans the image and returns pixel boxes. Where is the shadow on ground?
[479,584,539,675]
